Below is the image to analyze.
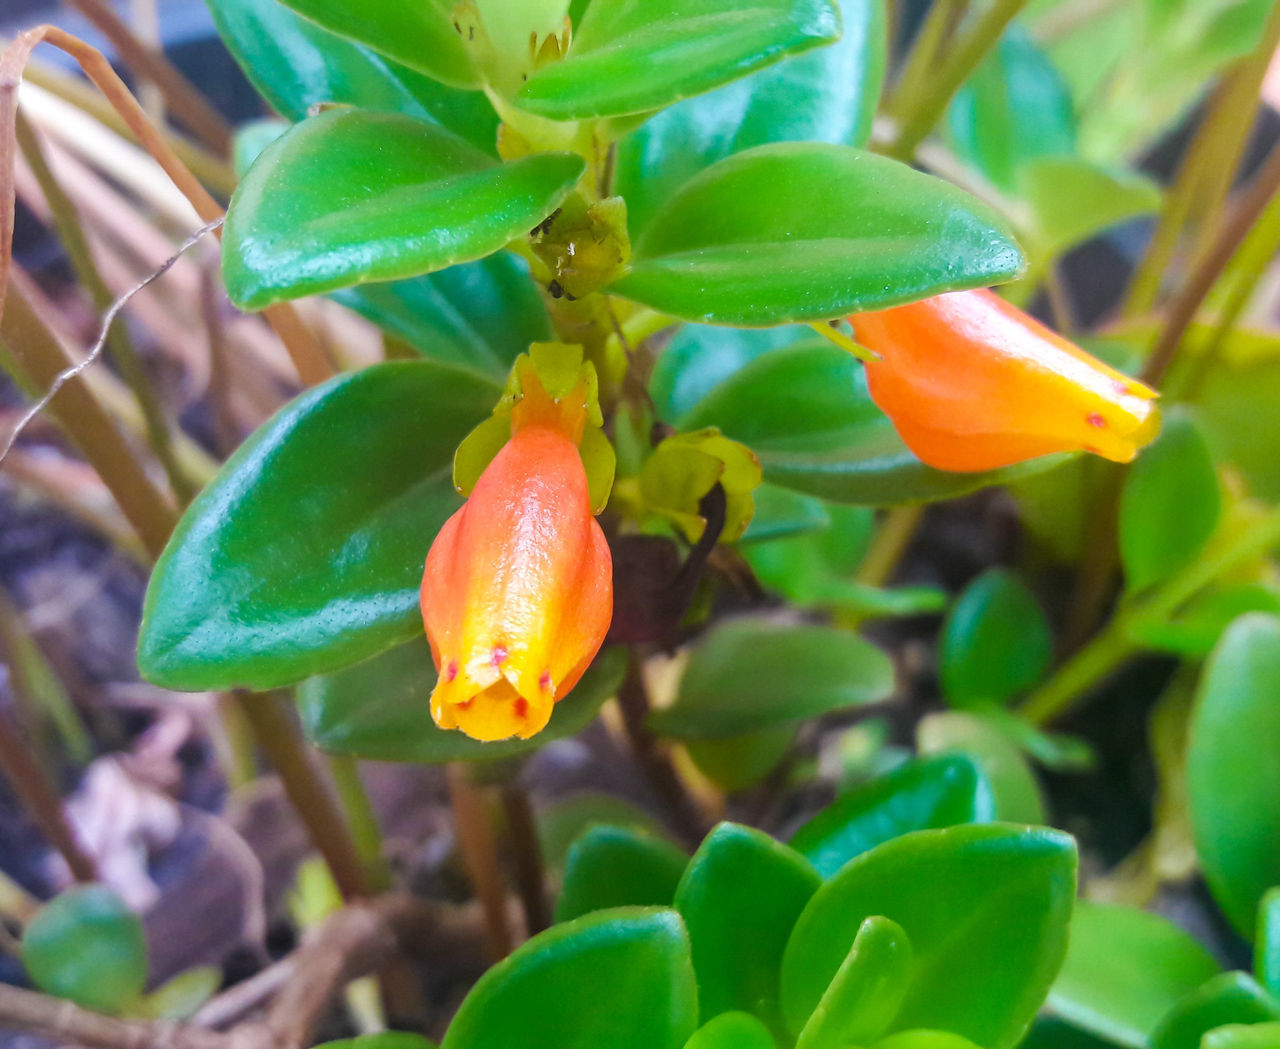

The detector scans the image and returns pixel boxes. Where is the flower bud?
[849,289,1160,472]
[420,368,612,741]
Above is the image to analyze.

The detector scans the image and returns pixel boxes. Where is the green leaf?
[613,143,1025,327]
[441,908,697,1049]
[139,966,222,1020]
[556,825,689,923]
[872,1034,985,1049]
[272,0,477,87]
[684,1012,777,1049]
[537,793,668,874]
[22,886,148,1014]
[298,640,627,763]
[1203,1023,1280,1049]
[1046,901,1220,1048]
[1129,583,1280,658]
[648,618,895,739]
[917,712,1047,825]
[795,916,913,1049]
[740,484,831,544]
[685,726,797,792]
[675,341,1057,506]
[223,110,583,310]
[789,754,996,878]
[1188,614,1280,936]
[207,0,498,150]
[1149,973,1280,1049]
[1257,887,1280,998]
[947,25,1075,194]
[650,323,812,423]
[675,823,821,1025]
[939,569,1052,708]
[330,255,550,378]
[615,0,885,234]
[1119,411,1220,592]
[317,1037,437,1049]
[1019,158,1162,259]
[780,824,1077,1049]
[139,361,497,691]
[516,0,841,119]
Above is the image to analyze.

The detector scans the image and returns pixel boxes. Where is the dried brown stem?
[499,781,551,936]
[447,763,514,959]
[61,0,232,153]
[0,703,97,882]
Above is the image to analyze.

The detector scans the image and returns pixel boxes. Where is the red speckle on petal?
[457,699,473,710]
[1113,381,1132,396]
[491,644,508,666]
[513,697,529,719]
[1087,413,1106,428]
[446,660,458,682]
[539,671,553,692]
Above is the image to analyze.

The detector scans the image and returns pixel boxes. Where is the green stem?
[14,109,197,503]
[885,0,968,120]
[886,0,1029,162]
[856,504,925,587]
[237,693,370,900]
[1020,506,1280,726]
[327,755,390,892]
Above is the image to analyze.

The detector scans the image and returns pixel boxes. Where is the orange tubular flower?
[849,289,1160,472]
[420,369,612,742]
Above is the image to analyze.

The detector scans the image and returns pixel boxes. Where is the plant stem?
[886,0,968,120]
[446,764,513,959]
[0,704,97,882]
[616,653,710,845]
[1,273,177,559]
[499,781,551,936]
[886,0,1029,161]
[237,693,370,900]
[60,0,232,154]
[326,756,390,892]
[856,504,925,587]
[14,108,196,502]
[1020,505,1280,726]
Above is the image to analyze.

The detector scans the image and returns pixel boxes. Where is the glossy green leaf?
[615,0,885,233]
[1257,888,1280,998]
[298,640,627,763]
[1129,583,1280,658]
[223,110,583,310]
[676,341,1057,505]
[675,823,821,1024]
[207,0,497,150]
[537,793,667,874]
[1046,901,1220,1048]
[685,726,797,792]
[1149,973,1280,1049]
[556,825,689,923]
[613,143,1025,327]
[650,323,811,423]
[1188,614,1280,936]
[795,916,913,1049]
[272,0,476,87]
[517,0,840,119]
[440,908,698,1049]
[1203,1022,1280,1049]
[684,1012,776,1049]
[740,484,831,544]
[780,824,1077,1049]
[331,255,550,377]
[649,619,894,739]
[1017,1019,1117,1049]
[317,1037,437,1049]
[789,754,996,878]
[22,886,147,1014]
[1120,411,1220,591]
[233,118,288,176]
[917,712,1047,825]
[139,361,498,691]
[947,25,1075,194]
[1019,157,1161,259]
[940,569,1052,708]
